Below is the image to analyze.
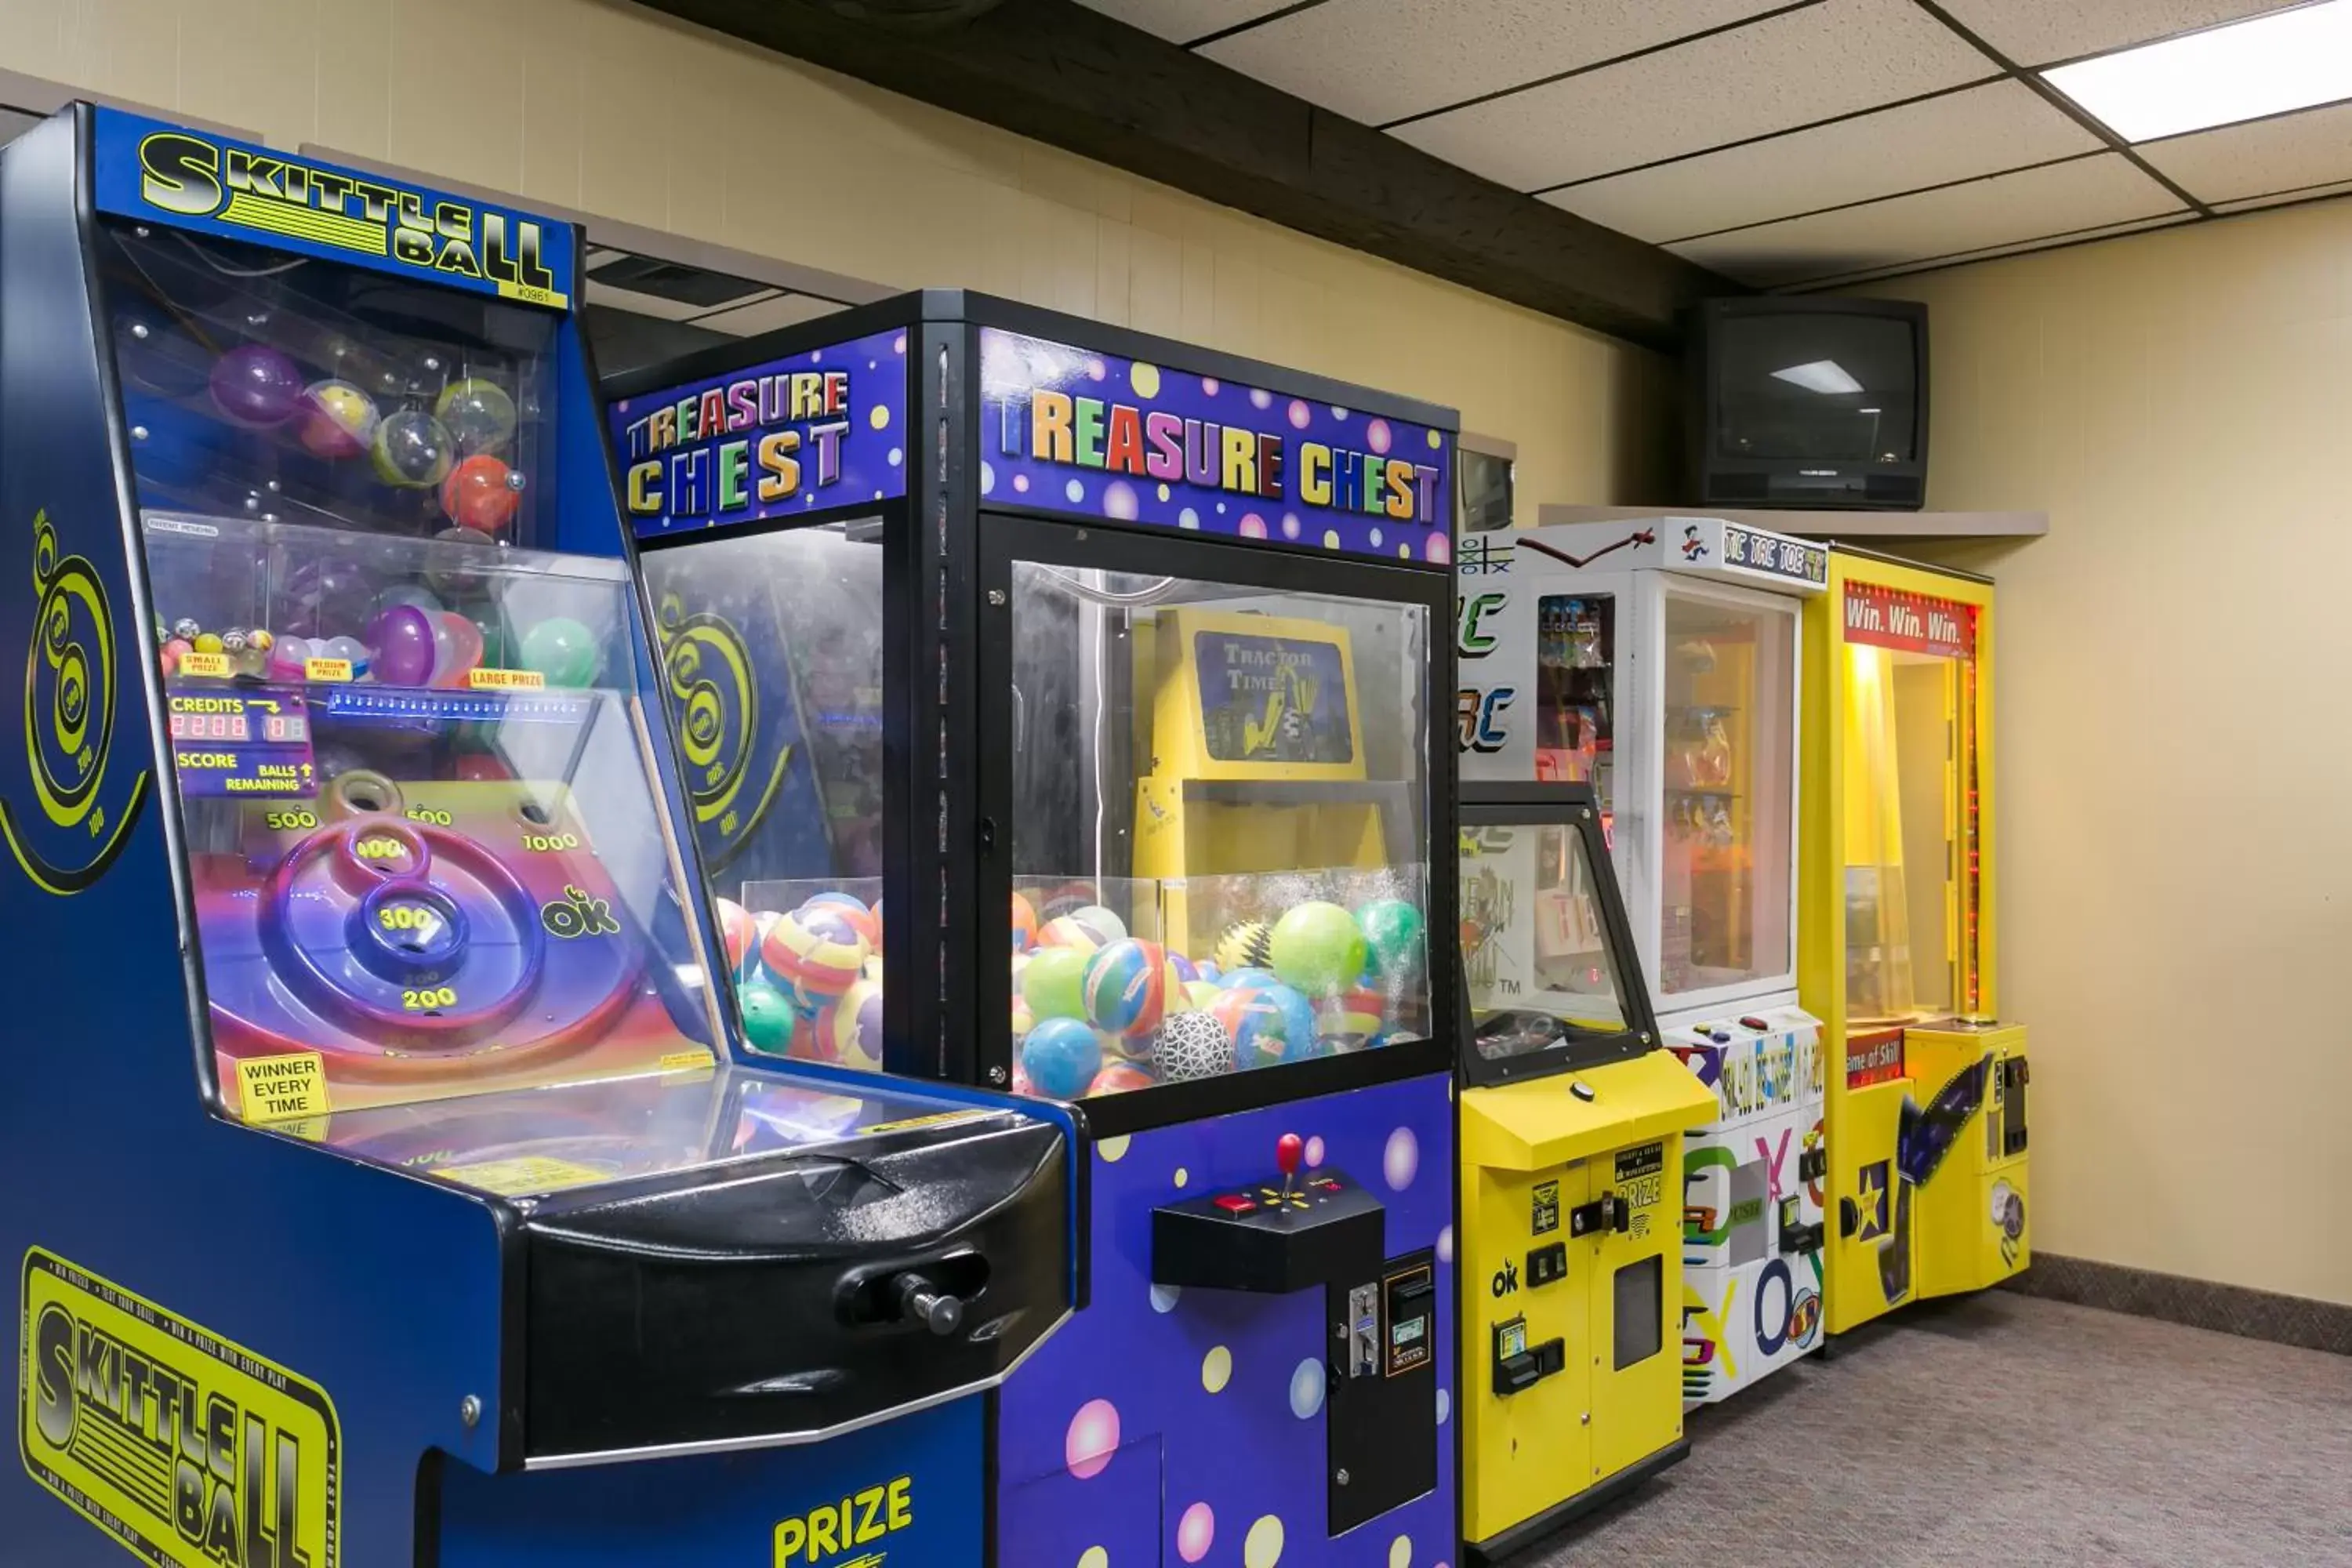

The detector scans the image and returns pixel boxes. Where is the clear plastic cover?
[1535,591,1616,804]
[1657,586,1794,1000]
[1006,564,1432,1100]
[104,219,720,1120]
[1461,818,1632,1062]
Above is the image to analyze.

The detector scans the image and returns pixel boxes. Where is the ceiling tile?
[2215,178,2352,212]
[1393,0,1994,193]
[1791,212,2199,288]
[1934,0,2303,67]
[1073,0,1301,45]
[1545,79,2098,243]
[1668,153,2186,285]
[2140,99,2352,205]
[1198,0,1788,128]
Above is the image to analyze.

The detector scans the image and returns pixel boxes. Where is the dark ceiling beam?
[630,0,1740,350]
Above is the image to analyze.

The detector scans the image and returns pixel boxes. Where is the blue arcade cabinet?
[608,293,1462,1566]
[0,107,1071,1567]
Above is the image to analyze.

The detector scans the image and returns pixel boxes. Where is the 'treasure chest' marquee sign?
[978,328,1453,564]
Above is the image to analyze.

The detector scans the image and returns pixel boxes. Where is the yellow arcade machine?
[1457,782,1716,1561]
[1802,546,2031,1338]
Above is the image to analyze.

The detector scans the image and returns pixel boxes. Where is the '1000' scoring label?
[20,1249,339,1568]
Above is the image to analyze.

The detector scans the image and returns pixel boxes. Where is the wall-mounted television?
[1684,297,1928,511]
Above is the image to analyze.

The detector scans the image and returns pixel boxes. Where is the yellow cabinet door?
[1588,1136,1685,1485]
[1827,1074,1913,1334]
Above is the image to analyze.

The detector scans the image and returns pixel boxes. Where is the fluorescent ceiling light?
[1772,360,1865,395]
[2043,0,2352,143]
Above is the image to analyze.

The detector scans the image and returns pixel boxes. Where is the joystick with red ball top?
[1276,1131,1304,1207]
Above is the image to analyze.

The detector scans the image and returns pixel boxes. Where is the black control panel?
[1492,1313,1565,1396]
[1152,1168,1384,1293]
[1998,1056,2030,1156]
[1330,1248,1439,1534]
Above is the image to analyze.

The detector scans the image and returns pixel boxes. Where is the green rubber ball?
[1269,900,1369,996]
[739,980,798,1055]
[1356,897,1427,981]
[1021,945,1091,1021]
[518,615,599,687]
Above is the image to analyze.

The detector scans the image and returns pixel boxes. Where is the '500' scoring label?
[20,1249,339,1568]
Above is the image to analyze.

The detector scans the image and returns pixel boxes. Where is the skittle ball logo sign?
[615,329,911,540]
[20,1250,341,1568]
[978,328,1454,563]
[94,109,572,310]
[2,510,150,895]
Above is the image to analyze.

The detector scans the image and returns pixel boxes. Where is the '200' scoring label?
[20,1248,339,1568]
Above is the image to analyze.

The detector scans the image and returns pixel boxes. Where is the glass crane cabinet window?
[996,542,1434,1103]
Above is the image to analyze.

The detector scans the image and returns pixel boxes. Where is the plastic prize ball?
[1356,897,1427,982]
[802,891,880,949]
[1089,1062,1156,1096]
[1156,1011,1229,1083]
[1011,891,1040,952]
[1216,984,1322,1070]
[441,453,524,535]
[371,408,454,488]
[209,344,306,428]
[430,612,487,688]
[1068,905,1127,946]
[1020,1016,1103,1100]
[519,616,599,687]
[739,981,797,1054]
[1269,901,1369,996]
[1181,978,1225,1013]
[368,604,438,688]
[1021,946,1090,1022]
[831,978,884,1071]
[761,904,872,1002]
[434,377,518,456]
[1036,915,1105,957]
[1214,920,1273,973]
[296,379,380,457]
[716,898,757,975]
[1083,939,1174,1037]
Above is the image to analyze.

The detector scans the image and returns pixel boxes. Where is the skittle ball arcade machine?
[0,109,1072,1568]
[1803,547,2029,1340]
[1454,782,1715,1560]
[609,295,1461,1567]
[1457,515,1828,1406]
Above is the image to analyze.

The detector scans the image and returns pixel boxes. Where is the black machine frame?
[607,291,1462,1141]
[1457,781,1657,1090]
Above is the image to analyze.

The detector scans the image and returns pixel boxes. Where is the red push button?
[1213,1194,1258,1215]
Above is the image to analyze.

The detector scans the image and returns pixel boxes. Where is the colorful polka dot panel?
[612,328,909,540]
[996,1073,1456,1566]
[979,328,1454,566]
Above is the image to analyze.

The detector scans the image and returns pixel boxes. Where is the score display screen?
[166,686,317,798]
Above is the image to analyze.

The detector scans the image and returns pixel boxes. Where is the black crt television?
[1684,296,1928,511]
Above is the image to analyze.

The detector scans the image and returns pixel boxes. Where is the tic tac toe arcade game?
[0,107,1073,1568]
[1802,546,2030,1338]
[1457,515,1828,1404]
[1454,782,1715,1559]
[609,295,1460,1566]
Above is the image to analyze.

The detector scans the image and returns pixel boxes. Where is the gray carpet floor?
[1506,1292,2352,1567]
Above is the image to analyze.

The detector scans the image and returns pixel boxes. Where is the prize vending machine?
[1802,546,2029,1338]
[610,296,1461,1567]
[1458,514,1829,1404]
[0,107,1076,1568]
[1454,782,1715,1560]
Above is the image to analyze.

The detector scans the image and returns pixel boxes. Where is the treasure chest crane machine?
[0,107,1073,1568]
[1457,514,1828,1405]
[1802,546,2028,1339]
[1453,779,1715,1559]
[609,292,1461,1566]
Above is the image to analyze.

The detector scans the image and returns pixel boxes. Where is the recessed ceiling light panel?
[2044,0,2352,143]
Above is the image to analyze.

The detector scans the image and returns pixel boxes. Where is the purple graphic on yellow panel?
[611,329,909,539]
[995,1072,1455,1566]
[979,328,1454,564]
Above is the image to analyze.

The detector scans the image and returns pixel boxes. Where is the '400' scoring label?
[20,1249,339,1568]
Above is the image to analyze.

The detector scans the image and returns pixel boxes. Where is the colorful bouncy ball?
[1037,915,1105,957]
[296,379,380,457]
[518,616,598,687]
[434,376,517,456]
[1215,983,1321,1070]
[1083,939,1175,1037]
[209,344,305,428]
[1020,946,1090,1022]
[1019,1016,1102,1100]
[441,453,524,535]
[1011,891,1040,952]
[739,980,797,1054]
[1269,901,1368,996]
[1356,897,1427,982]
[1214,920,1273,973]
[1156,1011,1229,1083]
[715,898,757,977]
[761,902,871,1002]
[1088,1062,1156,1096]
[830,978,885,1071]
[371,408,453,488]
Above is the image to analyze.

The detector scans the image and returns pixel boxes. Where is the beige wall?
[0,0,1671,514]
[1864,198,2352,1305]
